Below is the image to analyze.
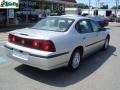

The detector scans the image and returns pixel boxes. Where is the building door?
[0,9,7,26]
[106,10,112,17]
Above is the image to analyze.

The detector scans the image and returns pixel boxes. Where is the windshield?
[31,17,74,32]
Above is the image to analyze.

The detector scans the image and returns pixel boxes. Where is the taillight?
[41,40,56,52]
[8,34,11,42]
[32,40,56,52]
[12,36,16,42]
[8,34,16,42]
[8,34,56,52]
[32,40,40,49]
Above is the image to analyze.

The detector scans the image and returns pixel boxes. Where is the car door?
[75,19,99,55]
[90,20,107,49]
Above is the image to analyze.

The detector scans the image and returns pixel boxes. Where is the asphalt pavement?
[0,23,120,90]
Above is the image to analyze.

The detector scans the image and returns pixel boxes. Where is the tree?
[77,3,89,9]
[112,5,120,9]
[100,5,108,9]
[112,0,119,9]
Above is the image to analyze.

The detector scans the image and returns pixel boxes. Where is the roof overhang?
[38,0,77,6]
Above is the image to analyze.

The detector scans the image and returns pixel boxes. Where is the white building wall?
[82,9,120,16]
[65,8,120,16]
[65,8,78,14]
[98,10,106,16]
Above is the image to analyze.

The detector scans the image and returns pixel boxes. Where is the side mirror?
[97,27,106,32]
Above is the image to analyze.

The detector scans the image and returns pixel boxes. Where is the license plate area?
[13,49,29,61]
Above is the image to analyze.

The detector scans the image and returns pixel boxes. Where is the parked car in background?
[91,16,109,27]
[82,13,89,17]
[5,15,110,71]
[107,14,116,22]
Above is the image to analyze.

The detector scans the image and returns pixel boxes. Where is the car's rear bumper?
[5,43,70,70]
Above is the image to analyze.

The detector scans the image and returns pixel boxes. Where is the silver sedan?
[5,15,110,71]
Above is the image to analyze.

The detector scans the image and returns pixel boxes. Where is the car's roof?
[91,16,105,20]
[48,14,87,20]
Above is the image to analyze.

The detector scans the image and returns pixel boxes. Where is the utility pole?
[95,0,100,16]
[95,0,98,9]
[115,0,119,17]
[88,0,91,15]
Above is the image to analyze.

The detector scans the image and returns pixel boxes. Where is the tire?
[103,37,109,50]
[68,49,82,72]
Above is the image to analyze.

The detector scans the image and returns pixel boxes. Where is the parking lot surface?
[0,23,120,90]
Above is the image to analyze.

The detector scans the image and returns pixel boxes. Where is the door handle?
[82,37,86,40]
[96,33,99,36]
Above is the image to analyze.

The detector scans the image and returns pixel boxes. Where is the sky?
[76,0,116,8]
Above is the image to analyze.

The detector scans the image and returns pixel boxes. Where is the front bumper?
[5,43,69,70]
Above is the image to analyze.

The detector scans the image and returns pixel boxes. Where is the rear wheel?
[68,49,82,71]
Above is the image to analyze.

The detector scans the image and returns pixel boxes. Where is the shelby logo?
[0,0,19,8]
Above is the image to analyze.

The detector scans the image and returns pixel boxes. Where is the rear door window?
[75,20,93,33]
[90,20,101,32]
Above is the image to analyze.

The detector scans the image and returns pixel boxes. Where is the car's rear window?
[31,17,75,32]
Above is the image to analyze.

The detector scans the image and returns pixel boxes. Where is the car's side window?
[75,20,93,33]
[90,20,101,32]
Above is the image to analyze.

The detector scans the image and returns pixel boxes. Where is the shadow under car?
[15,45,116,87]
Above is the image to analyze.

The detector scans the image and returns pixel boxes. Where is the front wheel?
[103,38,109,50]
[68,49,82,72]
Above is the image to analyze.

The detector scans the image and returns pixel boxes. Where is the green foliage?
[77,3,89,9]
[112,5,120,9]
[100,5,108,9]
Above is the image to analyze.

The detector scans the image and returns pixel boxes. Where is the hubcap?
[105,39,109,49]
[72,52,81,69]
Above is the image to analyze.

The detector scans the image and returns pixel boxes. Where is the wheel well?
[73,46,84,56]
[107,34,110,40]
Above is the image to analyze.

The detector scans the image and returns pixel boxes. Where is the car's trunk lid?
[10,28,64,40]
